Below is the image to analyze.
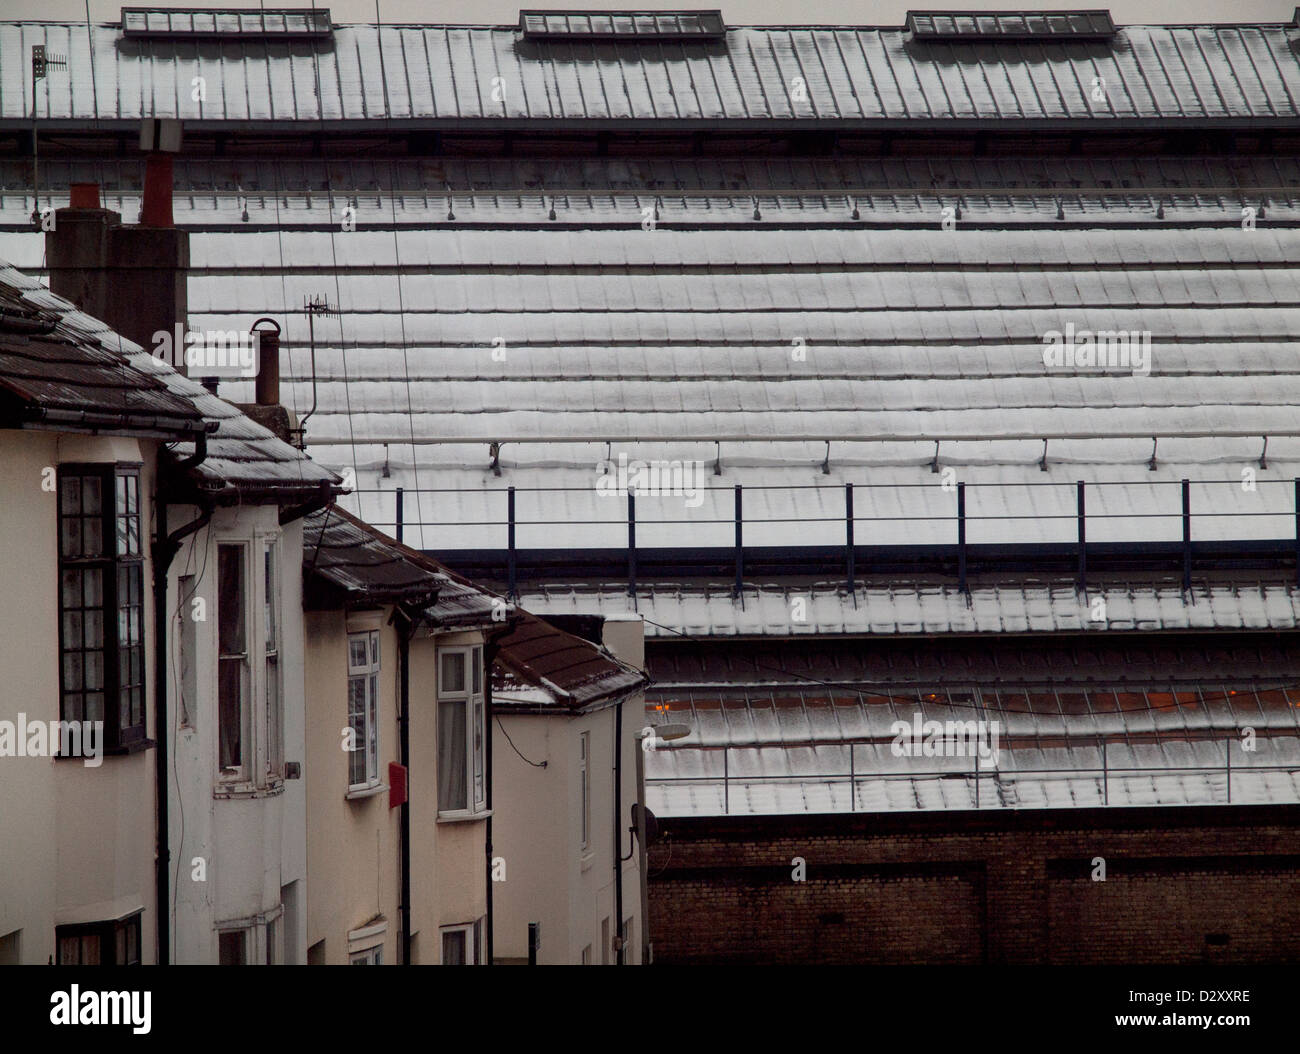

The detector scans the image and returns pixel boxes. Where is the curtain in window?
[439,700,467,811]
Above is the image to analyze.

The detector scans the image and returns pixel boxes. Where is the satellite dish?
[631,803,660,845]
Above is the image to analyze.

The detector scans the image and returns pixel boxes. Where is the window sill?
[54,736,155,760]
[214,780,285,800]
[436,809,492,825]
[346,782,388,801]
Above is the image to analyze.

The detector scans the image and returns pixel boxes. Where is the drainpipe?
[150,454,226,966]
[397,610,413,965]
[613,697,624,965]
[484,638,498,966]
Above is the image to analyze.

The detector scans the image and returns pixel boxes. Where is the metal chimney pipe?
[252,317,281,406]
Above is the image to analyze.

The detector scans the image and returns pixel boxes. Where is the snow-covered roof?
[645,685,1300,815]
[518,580,1300,637]
[0,260,341,498]
[4,21,1300,125]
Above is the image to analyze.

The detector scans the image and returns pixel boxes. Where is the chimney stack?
[47,119,189,373]
[252,318,281,406]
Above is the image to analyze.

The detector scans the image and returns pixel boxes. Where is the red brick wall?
[646,806,1300,964]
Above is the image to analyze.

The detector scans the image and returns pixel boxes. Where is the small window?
[350,945,383,965]
[217,545,247,776]
[177,574,197,728]
[347,630,380,789]
[601,917,610,965]
[579,732,590,851]
[438,646,487,815]
[440,920,483,965]
[218,930,247,966]
[56,913,141,966]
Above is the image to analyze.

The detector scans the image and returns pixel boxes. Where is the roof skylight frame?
[120,7,333,40]
[518,9,726,42]
[905,9,1117,41]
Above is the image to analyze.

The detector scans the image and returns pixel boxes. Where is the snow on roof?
[1,156,1295,228]
[0,260,340,497]
[518,579,1300,638]
[645,686,1300,815]
[3,21,1300,125]
[0,220,1284,555]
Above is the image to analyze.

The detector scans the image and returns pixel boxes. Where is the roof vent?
[121,7,333,40]
[905,9,1116,41]
[519,9,725,42]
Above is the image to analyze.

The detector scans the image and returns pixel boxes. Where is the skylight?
[120,7,333,40]
[905,10,1116,41]
[518,10,726,42]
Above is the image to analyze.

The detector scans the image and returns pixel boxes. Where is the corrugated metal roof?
[645,686,1300,814]
[3,155,1295,227]
[3,21,1300,125]
[519,580,1300,637]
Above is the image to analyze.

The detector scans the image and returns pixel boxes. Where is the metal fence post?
[733,484,743,597]
[627,488,636,598]
[957,481,968,593]
[1181,478,1192,592]
[506,486,516,597]
[1076,480,1086,591]
[845,482,855,590]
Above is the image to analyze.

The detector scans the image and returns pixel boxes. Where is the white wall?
[0,430,159,963]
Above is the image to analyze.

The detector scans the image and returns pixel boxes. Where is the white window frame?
[439,919,483,965]
[262,537,283,781]
[216,531,282,792]
[437,645,486,817]
[347,919,387,964]
[579,731,590,852]
[216,542,250,784]
[347,630,381,792]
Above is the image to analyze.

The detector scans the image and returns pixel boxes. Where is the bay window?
[437,645,486,815]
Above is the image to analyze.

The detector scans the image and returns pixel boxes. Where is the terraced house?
[2,6,1300,964]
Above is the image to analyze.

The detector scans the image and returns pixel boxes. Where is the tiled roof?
[491,609,648,712]
[0,260,340,497]
[3,21,1300,125]
[0,265,208,438]
[303,503,502,629]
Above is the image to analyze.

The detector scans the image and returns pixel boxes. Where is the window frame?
[217,542,250,782]
[56,462,147,752]
[439,919,483,965]
[437,645,487,817]
[346,629,381,791]
[579,731,591,852]
[262,537,283,781]
[55,911,142,966]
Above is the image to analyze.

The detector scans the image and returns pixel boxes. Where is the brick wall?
[646,806,1300,964]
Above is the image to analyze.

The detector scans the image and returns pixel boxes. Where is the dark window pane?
[219,658,242,769]
[218,546,245,655]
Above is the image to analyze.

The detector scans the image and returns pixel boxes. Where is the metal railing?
[646,739,1300,813]
[350,476,1300,595]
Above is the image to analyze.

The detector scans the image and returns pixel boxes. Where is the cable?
[494,715,547,768]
